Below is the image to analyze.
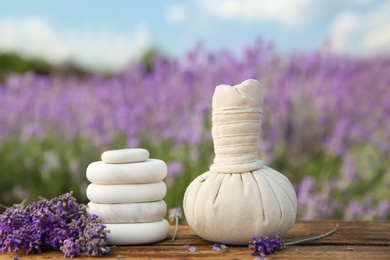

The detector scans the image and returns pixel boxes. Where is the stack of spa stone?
[86,148,170,245]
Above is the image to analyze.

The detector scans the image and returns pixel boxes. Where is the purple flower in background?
[0,39,390,221]
[296,176,341,220]
[343,201,365,221]
[377,201,390,220]
[167,161,183,178]
[126,137,139,148]
[297,177,317,203]
[341,153,356,183]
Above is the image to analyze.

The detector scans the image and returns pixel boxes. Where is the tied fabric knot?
[210,106,264,174]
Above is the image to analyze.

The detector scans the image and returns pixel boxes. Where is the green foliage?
[0,136,97,208]
[140,47,165,73]
[0,48,167,81]
[1,132,388,220]
[0,52,88,81]
[0,52,53,80]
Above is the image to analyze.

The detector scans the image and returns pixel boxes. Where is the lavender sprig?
[168,207,182,242]
[0,192,110,257]
[249,227,337,257]
[249,234,284,257]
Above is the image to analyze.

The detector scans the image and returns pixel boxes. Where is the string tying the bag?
[210,107,264,173]
[209,79,265,173]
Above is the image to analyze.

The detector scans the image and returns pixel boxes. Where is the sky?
[0,0,389,72]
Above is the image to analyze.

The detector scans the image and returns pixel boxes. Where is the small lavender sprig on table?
[168,207,182,242]
[0,191,110,257]
[249,227,338,257]
[249,234,284,257]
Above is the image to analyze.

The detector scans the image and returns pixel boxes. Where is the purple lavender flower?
[167,161,183,178]
[249,235,284,257]
[377,201,390,220]
[344,201,365,220]
[169,207,183,243]
[168,207,183,222]
[0,192,109,258]
[210,243,228,251]
[220,244,228,249]
[61,238,80,258]
[212,245,220,251]
[249,227,337,257]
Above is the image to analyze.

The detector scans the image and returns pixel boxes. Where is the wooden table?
[3,221,390,259]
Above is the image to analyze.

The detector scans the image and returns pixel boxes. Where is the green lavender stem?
[171,216,179,243]
[285,227,338,246]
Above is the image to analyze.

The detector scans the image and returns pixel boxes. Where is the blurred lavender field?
[0,41,389,220]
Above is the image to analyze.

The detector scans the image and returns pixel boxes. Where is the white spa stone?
[86,182,167,203]
[86,159,167,184]
[101,148,149,164]
[87,200,167,223]
[105,219,170,245]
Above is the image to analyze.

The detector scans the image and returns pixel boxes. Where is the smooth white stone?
[105,219,170,245]
[87,201,167,223]
[101,148,149,164]
[86,182,167,203]
[86,159,167,184]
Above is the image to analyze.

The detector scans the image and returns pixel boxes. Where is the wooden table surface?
[2,221,390,259]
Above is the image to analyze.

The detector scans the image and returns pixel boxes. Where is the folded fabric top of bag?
[210,79,264,173]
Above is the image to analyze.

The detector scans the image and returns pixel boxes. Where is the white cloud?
[198,0,310,27]
[0,17,151,72]
[197,0,376,28]
[329,2,390,57]
[165,5,187,24]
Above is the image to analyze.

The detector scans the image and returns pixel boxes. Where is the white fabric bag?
[183,79,297,245]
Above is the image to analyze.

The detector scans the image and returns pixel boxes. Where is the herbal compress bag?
[183,79,297,245]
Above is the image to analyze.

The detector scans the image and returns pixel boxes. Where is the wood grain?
[2,221,389,259]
